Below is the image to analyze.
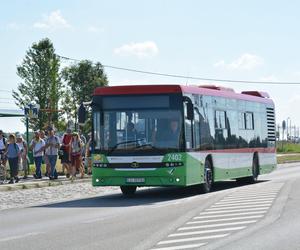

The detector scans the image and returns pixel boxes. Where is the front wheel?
[120,186,137,196]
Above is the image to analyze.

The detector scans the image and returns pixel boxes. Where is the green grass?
[277,142,300,153]
[277,154,300,164]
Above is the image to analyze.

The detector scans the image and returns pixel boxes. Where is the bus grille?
[266,107,276,141]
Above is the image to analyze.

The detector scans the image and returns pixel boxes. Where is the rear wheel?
[237,155,259,185]
[120,186,137,196]
[201,159,213,193]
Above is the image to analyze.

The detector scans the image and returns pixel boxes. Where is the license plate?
[126,178,145,183]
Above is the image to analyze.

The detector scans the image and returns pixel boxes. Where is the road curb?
[0,178,91,192]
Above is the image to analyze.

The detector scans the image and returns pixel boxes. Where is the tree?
[13,38,63,130]
[61,60,108,130]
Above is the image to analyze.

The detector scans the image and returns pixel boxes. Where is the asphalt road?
[0,163,300,250]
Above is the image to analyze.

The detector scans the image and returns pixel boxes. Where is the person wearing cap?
[69,132,83,180]
[30,131,45,179]
[61,128,72,178]
[16,133,28,179]
[44,127,60,180]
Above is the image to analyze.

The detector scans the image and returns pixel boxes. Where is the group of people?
[0,128,92,184]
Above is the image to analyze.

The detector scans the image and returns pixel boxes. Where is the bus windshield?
[94,109,182,155]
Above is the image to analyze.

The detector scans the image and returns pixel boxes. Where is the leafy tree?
[61,60,108,131]
[13,38,63,130]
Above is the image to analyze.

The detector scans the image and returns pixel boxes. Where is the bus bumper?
[92,167,186,187]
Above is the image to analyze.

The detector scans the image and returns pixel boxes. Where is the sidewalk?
[0,175,91,192]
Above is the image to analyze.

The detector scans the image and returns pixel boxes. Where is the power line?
[57,54,300,85]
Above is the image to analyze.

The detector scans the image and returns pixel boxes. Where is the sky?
[1,0,300,133]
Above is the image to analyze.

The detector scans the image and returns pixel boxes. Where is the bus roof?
[94,85,274,105]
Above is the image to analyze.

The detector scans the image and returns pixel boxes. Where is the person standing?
[69,132,83,180]
[40,130,50,177]
[30,131,45,179]
[0,130,7,166]
[16,133,28,179]
[61,128,72,178]
[45,128,60,180]
[5,134,20,184]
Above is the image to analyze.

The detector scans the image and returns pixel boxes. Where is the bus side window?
[194,108,201,149]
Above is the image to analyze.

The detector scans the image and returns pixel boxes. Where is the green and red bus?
[86,84,276,195]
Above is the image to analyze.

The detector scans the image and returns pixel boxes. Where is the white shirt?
[31,139,45,157]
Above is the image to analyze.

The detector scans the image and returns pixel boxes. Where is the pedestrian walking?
[40,130,51,177]
[30,131,45,179]
[16,133,28,179]
[45,128,60,180]
[69,132,83,180]
[60,128,72,178]
[5,134,20,184]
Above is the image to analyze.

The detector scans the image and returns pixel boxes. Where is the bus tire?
[237,155,259,185]
[201,158,213,193]
[120,186,137,196]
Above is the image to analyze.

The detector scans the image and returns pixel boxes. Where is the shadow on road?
[37,179,268,209]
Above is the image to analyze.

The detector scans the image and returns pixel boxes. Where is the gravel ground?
[0,182,119,210]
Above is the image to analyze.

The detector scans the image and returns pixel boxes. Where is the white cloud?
[214,53,264,70]
[114,41,159,58]
[87,25,104,33]
[33,10,70,30]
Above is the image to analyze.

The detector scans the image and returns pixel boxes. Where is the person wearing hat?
[30,131,45,179]
[44,127,60,180]
[16,133,28,179]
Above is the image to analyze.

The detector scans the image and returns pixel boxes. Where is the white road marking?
[157,234,229,245]
[206,204,270,211]
[150,242,207,250]
[178,220,257,231]
[226,192,278,198]
[215,198,275,204]
[224,193,278,199]
[169,226,246,237]
[209,202,272,209]
[0,232,43,242]
[211,200,273,207]
[200,207,269,215]
[194,211,267,219]
[187,215,264,224]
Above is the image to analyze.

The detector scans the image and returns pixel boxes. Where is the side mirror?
[187,102,194,120]
[78,103,87,125]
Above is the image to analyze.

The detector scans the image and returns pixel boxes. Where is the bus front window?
[98,110,182,155]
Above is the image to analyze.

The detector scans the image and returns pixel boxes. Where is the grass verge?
[277,154,300,164]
